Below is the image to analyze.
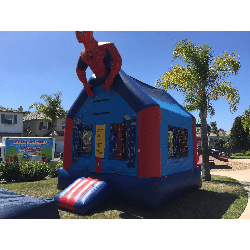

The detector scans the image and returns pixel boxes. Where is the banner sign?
[5,138,54,162]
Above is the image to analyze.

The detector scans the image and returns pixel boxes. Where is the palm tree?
[29,91,67,138]
[155,38,240,181]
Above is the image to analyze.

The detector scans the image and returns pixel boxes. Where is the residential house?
[23,112,65,153]
[196,130,230,148]
[0,106,24,143]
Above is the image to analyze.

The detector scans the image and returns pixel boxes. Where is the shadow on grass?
[209,179,241,187]
[210,164,232,170]
[121,190,238,219]
[67,188,239,219]
[117,190,238,219]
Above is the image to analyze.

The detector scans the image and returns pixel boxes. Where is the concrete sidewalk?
[211,169,250,219]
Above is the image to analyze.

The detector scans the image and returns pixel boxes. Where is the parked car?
[209,148,219,155]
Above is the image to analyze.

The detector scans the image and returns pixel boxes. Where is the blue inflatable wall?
[0,188,60,219]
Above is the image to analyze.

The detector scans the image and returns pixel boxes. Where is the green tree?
[223,142,230,149]
[215,138,225,150]
[241,106,250,134]
[29,91,67,138]
[210,121,219,136]
[155,38,240,181]
[230,116,250,151]
[23,111,31,117]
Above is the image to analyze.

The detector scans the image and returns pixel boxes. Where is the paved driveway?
[228,159,250,164]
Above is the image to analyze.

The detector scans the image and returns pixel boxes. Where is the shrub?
[0,162,22,182]
[20,161,50,182]
[33,161,50,181]
[234,153,245,156]
[0,160,63,182]
[245,151,250,156]
[20,162,33,182]
[49,161,62,178]
[0,161,50,182]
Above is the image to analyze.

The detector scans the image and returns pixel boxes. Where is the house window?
[1,114,17,125]
[62,121,65,130]
[109,123,127,160]
[78,125,93,157]
[168,126,188,158]
[39,121,51,130]
[5,115,14,124]
[42,122,48,130]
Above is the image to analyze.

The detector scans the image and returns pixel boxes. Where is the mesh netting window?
[109,123,127,160]
[78,125,93,157]
[168,125,188,158]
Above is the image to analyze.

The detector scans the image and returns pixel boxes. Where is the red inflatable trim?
[59,178,98,211]
[63,117,73,169]
[95,158,102,173]
[192,117,197,168]
[137,105,161,178]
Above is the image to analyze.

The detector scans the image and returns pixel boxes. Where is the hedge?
[0,160,62,182]
[234,153,245,156]
[233,151,250,156]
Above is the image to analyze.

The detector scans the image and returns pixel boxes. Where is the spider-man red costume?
[75,31,122,97]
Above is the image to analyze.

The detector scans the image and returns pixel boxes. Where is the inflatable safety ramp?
[54,177,109,215]
[208,151,229,162]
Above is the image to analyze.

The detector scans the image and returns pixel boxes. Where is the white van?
[0,144,5,163]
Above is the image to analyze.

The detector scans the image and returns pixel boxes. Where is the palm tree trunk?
[200,98,211,181]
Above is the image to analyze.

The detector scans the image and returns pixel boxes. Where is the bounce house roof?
[67,69,194,119]
[129,75,194,119]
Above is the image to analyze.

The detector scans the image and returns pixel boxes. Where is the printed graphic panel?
[5,138,53,162]
[95,125,106,158]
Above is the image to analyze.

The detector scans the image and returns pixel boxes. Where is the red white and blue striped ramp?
[54,177,108,215]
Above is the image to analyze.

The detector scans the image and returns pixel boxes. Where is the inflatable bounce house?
[55,32,202,215]
[0,188,60,219]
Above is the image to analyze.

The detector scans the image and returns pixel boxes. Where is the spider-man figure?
[75,31,122,97]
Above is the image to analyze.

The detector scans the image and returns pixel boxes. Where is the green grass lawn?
[0,175,248,219]
[230,156,250,159]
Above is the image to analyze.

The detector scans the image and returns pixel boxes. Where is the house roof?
[0,106,23,113]
[23,112,45,121]
[23,112,66,122]
[196,132,230,137]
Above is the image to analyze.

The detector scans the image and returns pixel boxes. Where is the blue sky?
[1,31,249,132]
